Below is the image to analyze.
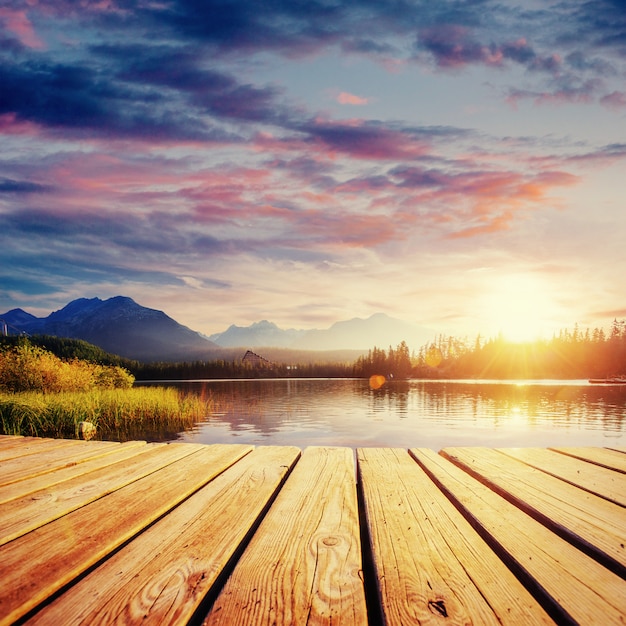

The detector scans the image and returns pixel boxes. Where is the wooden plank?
[411,448,626,625]
[550,447,626,473]
[606,446,626,453]
[357,448,552,625]
[30,446,301,625]
[0,443,253,625]
[0,435,28,448]
[0,437,85,461]
[203,447,368,626]
[441,447,626,575]
[499,447,626,506]
[0,439,146,492]
[0,442,206,545]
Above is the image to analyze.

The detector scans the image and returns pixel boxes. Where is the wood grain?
[441,446,626,574]
[0,440,147,501]
[0,442,200,545]
[550,447,626,473]
[0,437,85,462]
[29,445,300,626]
[412,448,626,625]
[203,447,368,626]
[499,446,626,506]
[0,443,252,625]
[357,447,552,625]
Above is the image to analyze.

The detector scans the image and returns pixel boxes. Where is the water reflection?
[137,378,626,450]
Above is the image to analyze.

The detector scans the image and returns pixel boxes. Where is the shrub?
[0,342,134,393]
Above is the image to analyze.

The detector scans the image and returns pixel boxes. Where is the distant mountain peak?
[209,312,435,351]
[0,295,219,362]
[251,320,278,328]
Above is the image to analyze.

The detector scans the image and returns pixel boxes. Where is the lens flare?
[369,374,386,389]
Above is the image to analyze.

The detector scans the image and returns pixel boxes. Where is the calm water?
[141,378,626,450]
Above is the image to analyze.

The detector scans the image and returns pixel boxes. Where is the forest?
[354,320,626,380]
[2,319,625,380]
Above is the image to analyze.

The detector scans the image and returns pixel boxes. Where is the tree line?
[353,320,626,379]
[3,319,625,381]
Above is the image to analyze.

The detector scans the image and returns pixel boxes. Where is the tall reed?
[0,387,215,441]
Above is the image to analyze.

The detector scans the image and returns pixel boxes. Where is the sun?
[481,273,559,343]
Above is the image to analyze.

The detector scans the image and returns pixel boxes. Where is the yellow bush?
[0,343,134,392]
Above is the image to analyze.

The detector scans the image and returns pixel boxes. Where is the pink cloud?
[447,211,516,239]
[600,91,626,111]
[0,113,42,136]
[0,8,45,49]
[443,169,578,238]
[337,92,369,106]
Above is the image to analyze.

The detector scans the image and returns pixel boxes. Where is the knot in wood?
[321,536,339,547]
[428,599,448,618]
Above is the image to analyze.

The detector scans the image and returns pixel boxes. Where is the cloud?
[1,0,625,333]
[0,53,243,142]
[297,118,433,161]
[0,178,50,193]
[601,91,626,110]
[0,8,45,49]
[505,76,607,107]
[337,92,369,105]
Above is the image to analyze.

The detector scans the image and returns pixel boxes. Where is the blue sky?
[1,0,625,342]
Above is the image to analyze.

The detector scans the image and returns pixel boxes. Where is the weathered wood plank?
[357,448,552,625]
[0,443,252,625]
[550,447,626,473]
[0,437,85,461]
[412,448,626,625]
[0,439,147,493]
[0,435,27,448]
[28,446,300,626]
[203,447,368,626]
[441,447,626,574]
[0,442,206,545]
[499,447,626,506]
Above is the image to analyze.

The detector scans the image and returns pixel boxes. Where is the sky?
[1,0,625,344]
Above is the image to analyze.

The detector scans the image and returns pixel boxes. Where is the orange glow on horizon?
[481,272,562,343]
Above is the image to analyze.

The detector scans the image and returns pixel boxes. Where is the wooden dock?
[0,435,624,625]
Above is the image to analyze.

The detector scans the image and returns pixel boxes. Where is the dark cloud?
[567,0,626,52]
[0,55,235,141]
[2,0,624,144]
[143,0,351,53]
[102,43,289,122]
[0,178,50,193]
[0,60,111,127]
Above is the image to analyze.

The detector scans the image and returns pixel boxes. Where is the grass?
[0,387,216,442]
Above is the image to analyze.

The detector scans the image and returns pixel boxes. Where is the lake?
[140,378,626,450]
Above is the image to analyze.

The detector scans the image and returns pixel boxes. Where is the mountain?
[0,296,220,362]
[2,298,436,361]
[209,320,306,348]
[209,313,435,351]
[1,308,40,334]
[294,313,435,351]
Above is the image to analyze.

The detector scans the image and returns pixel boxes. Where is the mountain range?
[209,313,435,351]
[1,296,435,362]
